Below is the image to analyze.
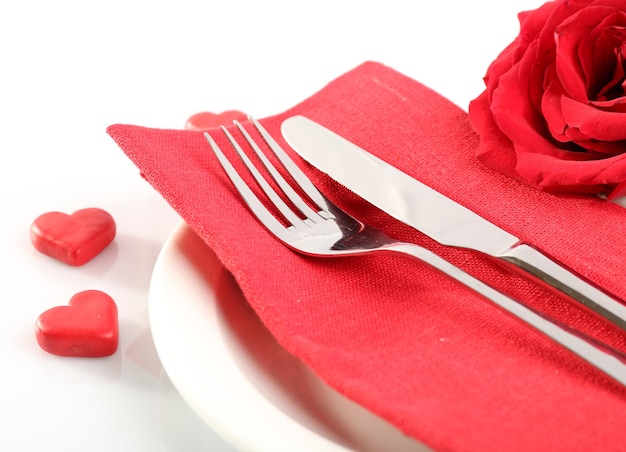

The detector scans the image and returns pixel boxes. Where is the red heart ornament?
[184,110,247,130]
[30,208,116,266]
[35,290,119,357]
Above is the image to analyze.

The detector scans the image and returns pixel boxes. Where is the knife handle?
[499,244,626,331]
[390,243,626,386]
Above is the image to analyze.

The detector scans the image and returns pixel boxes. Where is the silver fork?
[204,116,626,387]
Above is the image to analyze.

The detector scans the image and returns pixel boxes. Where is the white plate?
[149,221,430,452]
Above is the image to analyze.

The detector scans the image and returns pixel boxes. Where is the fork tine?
[204,131,296,236]
[212,126,311,231]
[233,119,326,224]
[247,116,335,220]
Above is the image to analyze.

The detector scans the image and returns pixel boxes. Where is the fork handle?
[498,243,626,330]
[388,242,626,387]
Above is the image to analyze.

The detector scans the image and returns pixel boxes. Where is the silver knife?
[281,115,626,331]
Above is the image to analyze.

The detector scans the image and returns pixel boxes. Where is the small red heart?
[35,290,119,357]
[30,208,116,266]
[184,110,247,131]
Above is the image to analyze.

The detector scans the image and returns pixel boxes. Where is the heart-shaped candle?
[35,290,119,357]
[30,208,116,266]
[184,110,246,130]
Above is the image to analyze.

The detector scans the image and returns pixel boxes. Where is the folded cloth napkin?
[108,62,626,452]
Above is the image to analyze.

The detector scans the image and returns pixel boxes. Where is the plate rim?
[148,221,356,452]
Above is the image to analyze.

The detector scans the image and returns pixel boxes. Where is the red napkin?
[108,62,626,452]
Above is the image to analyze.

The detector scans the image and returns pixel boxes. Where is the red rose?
[469,0,626,198]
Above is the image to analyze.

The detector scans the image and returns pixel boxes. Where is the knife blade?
[281,115,626,331]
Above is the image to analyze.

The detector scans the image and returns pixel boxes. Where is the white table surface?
[0,1,544,450]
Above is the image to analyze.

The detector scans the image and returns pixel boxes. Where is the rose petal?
[468,91,519,178]
[554,6,620,101]
[490,44,569,160]
[534,0,587,52]
[563,125,593,143]
[586,11,626,99]
[607,179,626,199]
[483,41,518,98]
[591,95,626,110]
[483,2,562,96]
[590,0,626,12]
[561,95,626,141]
[515,142,626,190]
[541,68,569,141]
[555,20,592,100]
[573,139,626,154]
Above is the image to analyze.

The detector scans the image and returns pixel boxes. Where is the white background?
[0,1,543,450]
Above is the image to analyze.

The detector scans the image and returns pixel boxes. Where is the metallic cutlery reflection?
[281,115,626,332]
[205,116,626,387]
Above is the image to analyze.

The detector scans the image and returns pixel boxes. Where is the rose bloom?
[469,0,626,198]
